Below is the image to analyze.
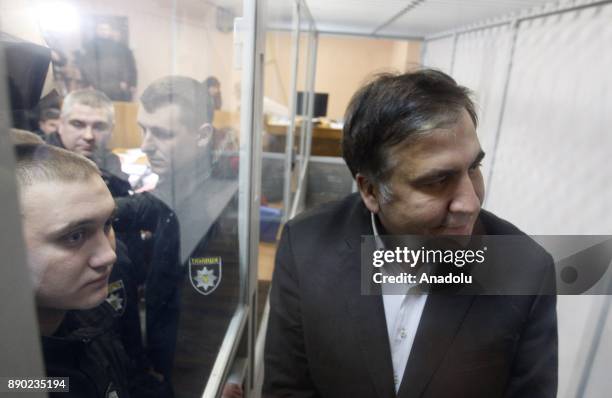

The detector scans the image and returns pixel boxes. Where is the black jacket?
[42,304,131,397]
[114,192,182,382]
[264,193,558,398]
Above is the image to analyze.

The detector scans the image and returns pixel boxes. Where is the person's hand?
[222,382,243,398]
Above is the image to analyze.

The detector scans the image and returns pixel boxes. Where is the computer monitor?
[296,91,328,118]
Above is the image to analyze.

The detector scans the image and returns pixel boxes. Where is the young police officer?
[16,144,131,397]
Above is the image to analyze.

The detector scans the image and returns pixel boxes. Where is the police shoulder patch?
[105,279,126,316]
[189,256,222,295]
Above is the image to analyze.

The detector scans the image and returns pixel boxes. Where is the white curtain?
[484,8,612,397]
[422,35,454,74]
[452,24,513,181]
[485,5,612,235]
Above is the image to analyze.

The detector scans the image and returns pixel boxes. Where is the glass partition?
[0,0,257,396]
[256,0,316,334]
[294,11,311,167]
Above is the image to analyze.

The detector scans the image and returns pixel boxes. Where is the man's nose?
[448,173,481,215]
[89,230,117,270]
[140,130,155,153]
[83,125,95,141]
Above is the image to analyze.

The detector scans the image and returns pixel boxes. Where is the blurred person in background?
[76,21,138,101]
[48,88,130,194]
[34,107,60,138]
[203,76,222,123]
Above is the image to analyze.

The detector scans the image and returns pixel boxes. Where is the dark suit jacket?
[264,193,557,398]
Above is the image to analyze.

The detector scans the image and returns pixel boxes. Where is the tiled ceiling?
[267,0,558,38]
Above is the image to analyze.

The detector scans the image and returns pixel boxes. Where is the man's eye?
[152,128,174,140]
[423,177,448,187]
[70,121,85,129]
[63,230,85,246]
[93,123,109,132]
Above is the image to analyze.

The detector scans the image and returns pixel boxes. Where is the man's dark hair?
[342,69,478,183]
[140,76,210,130]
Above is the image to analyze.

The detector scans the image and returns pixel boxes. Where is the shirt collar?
[371,211,385,250]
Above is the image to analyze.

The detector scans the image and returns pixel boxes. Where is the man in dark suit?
[263,69,557,397]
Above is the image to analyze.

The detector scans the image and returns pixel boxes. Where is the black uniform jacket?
[42,304,131,397]
[264,193,558,398]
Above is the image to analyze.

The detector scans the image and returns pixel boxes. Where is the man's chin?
[80,290,109,310]
[77,280,110,310]
[37,291,107,311]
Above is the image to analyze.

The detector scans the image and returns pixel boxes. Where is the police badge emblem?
[105,280,126,316]
[189,256,222,295]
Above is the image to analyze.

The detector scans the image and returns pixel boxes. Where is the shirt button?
[400,328,407,339]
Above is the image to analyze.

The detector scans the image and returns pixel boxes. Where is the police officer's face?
[360,109,485,236]
[58,104,112,158]
[21,176,117,310]
[137,103,202,178]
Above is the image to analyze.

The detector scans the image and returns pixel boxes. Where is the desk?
[265,121,343,157]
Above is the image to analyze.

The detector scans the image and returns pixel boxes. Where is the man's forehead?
[389,113,481,172]
[22,177,113,219]
[137,103,184,127]
[65,104,111,123]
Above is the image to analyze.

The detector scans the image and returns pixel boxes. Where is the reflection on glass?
[257,15,297,333]
[256,3,317,338]
[137,75,241,395]
[2,0,245,396]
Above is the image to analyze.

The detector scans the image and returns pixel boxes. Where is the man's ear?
[356,173,380,214]
[196,122,214,147]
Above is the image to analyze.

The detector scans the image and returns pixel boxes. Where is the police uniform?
[171,194,241,394]
[42,304,131,398]
[114,192,182,386]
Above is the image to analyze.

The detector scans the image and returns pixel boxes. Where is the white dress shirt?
[371,212,428,393]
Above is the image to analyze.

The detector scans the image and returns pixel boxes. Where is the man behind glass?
[15,143,130,397]
[48,88,129,193]
[138,76,242,396]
